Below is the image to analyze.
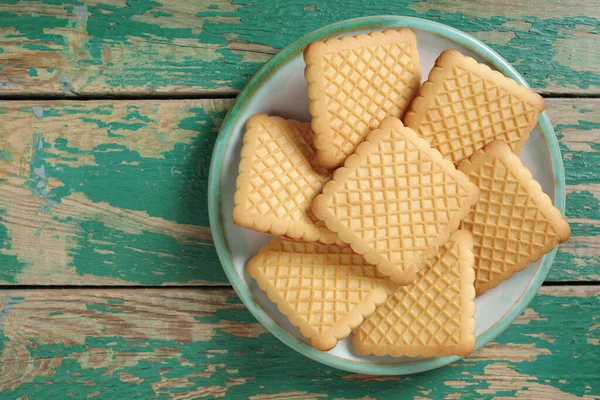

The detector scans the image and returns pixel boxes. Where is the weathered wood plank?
[0,99,232,285]
[0,286,597,398]
[0,0,598,96]
[0,99,598,285]
[547,99,600,281]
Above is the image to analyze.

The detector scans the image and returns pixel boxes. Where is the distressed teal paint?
[123,108,154,123]
[85,0,171,40]
[0,210,28,283]
[566,191,600,220]
[555,120,600,186]
[0,104,235,284]
[48,312,63,316]
[553,249,599,281]
[86,304,129,314]
[559,188,600,285]
[0,291,597,398]
[70,219,223,284]
[80,117,145,137]
[36,106,225,228]
[2,0,596,92]
[105,122,145,132]
[0,149,13,160]
[79,1,250,90]
[194,305,257,324]
[492,292,599,397]
[27,67,38,77]
[532,118,599,277]
[77,59,103,66]
[204,0,600,91]
[28,133,52,204]
[0,10,71,46]
[19,43,55,51]
[0,1,595,392]
[565,222,600,237]
[150,10,174,18]
[44,104,112,116]
[561,142,600,186]
[0,297,23,353]
[227,296,244,305]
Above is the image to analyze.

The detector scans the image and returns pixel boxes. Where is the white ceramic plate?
[208,16,565,375]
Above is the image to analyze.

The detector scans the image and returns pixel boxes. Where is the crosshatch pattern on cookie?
[312,117,479,285]
[333,137,467,253]
[233,114,337,244]
[245,121,323,221]
[405,50,544,164]
[458,141,570,295]
[305,29,421,169]
[353,231,475,357]
[247,238,398,351]
[322,41,417,156]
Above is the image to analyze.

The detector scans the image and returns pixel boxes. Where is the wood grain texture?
[547,99,600,281]
[0,0,596,396]
[0,286,597,398]
[0,99,598,285]
[0,99,231,285]
[0,0,598,96]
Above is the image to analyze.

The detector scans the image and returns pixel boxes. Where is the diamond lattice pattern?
[246,120,329,223]
[258,240,389,334]
[330,131,473,271]
[357,240,464,346]
[417,65,540,163]
[322,41,417,158]
[461,157,559,292]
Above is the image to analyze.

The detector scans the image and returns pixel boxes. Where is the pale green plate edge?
[208,16,566,375]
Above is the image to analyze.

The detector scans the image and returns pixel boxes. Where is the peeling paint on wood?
[0,0,599,95]
[0,100,231,285]
[0,1,597,396]
[0,287,597,398]
[546,99,600,281]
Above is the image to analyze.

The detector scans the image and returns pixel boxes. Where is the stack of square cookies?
[233,29,570,356]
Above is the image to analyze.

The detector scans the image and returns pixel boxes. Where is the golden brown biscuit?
[305,29,421,169]
[405,49,544,164]
[353,230,476,357]
[247,238,398,351]
[458,140,571,295]
[312,117,480,285]
[233,114,337,244]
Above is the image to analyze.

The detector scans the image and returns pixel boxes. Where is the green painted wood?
[0,0,599,96]
[0,0,596,396]
[0,286,597,398]
[547,99,600,282]
[0,99,231,286]
[0,99,598,285]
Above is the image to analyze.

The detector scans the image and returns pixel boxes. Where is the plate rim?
[208,15,566,375]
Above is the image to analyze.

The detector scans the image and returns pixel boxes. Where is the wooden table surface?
[0,1,598,398]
